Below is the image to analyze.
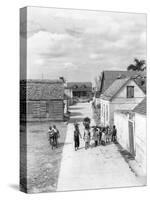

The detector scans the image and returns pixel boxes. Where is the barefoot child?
[83,127,91,149]
[74,123,81,151]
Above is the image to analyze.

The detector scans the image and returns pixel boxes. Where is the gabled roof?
[20,79,64,100]
[100,70,146,94]
[100,77,130,100]
[133,97,146,115]
[66,82,92,89]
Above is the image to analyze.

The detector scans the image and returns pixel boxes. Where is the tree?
[94,74,102,91]
[59,76,66,83]
[127,58,146,71]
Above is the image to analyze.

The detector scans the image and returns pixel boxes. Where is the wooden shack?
[20,79,64,121]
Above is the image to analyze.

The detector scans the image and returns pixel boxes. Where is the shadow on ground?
[69,107,85,110]
[9,184,19,191]
[70,112,83,117]
[116,142,134,161]
[58,142,72,148]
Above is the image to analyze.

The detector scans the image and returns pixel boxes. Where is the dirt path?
[21,122,67,193]
[57,102,143,191]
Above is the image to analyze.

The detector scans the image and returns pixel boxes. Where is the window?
[127,86,134,98]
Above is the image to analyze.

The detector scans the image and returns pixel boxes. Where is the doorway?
[128,121,135,157]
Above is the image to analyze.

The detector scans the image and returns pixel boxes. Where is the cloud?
[63,62,78,70]
[28,31,77,58]
[27,7,146,81]
[27,20,47,37]
[65,27,84,37]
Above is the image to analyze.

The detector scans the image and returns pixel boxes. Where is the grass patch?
[20,121,67,193]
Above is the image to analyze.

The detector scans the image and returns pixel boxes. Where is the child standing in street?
[101,127,106,145]
[74,123,81,151]
[48,126,54,149]
[92,127,99,147]
[112,125,117,142]
[83,127,91,150]
[98,127,102,145]
[52,125,60,148]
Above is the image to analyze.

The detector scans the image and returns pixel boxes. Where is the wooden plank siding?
[25,100,64,121]
[20,79,64,121]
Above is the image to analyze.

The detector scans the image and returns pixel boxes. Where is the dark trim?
[99,71,104,94]
[127,86,134,98]
[20,7,27,193]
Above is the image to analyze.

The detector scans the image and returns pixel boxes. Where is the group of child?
[47,122,117,151]
[92,126,117,146]
[48,125,60,149]
[74,122,117,151]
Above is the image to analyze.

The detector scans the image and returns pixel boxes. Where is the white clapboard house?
[100,76,145,126]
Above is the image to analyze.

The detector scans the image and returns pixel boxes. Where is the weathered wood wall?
[21,100,64,121]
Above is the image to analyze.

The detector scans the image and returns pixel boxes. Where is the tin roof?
[133,98,146,115]
[100,70,146,94]
[20,79,64,100]
[66,82,92,89]
[100,77,130,100]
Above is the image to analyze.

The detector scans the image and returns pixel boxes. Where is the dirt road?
[57,102,143,191]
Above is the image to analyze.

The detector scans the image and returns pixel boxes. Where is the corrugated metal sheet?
[101,70,146,94]
[133,97,146,115]
[100,78,130,100]
[20,80,64,100]
[66,82,92,89]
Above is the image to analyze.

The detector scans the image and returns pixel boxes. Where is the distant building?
[100,77,145,126]
[65,82,92,105]
[114,98,146,175]
[20,79,64,121]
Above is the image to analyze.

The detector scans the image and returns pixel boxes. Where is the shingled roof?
[100,70,146,94]
[133,97,146,115]
[20,79,64,100]
[66,82,92,89]
[100,77,130,100]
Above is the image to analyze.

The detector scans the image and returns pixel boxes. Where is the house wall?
[26,100,64,121]
[115,80,144,99]
[100,99,110,126]
[95,97,100,106]
[114,111,146,176]
[114,112,130,152]
[65,88,73,98]
[100,80,145,126]
[65,88,73,105]
[109,102,136,126]
[113,80,145,106]
[134,113,146,175]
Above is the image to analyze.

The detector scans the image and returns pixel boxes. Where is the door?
[128,121,135,156]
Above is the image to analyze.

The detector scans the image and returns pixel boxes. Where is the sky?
[20,7,146,83]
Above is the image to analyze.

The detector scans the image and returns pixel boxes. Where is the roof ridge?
[21,79,63,84]
[101,77,131,101]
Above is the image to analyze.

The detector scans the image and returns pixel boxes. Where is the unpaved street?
[57,102,143,191]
